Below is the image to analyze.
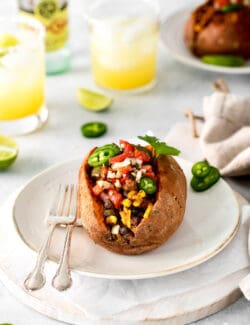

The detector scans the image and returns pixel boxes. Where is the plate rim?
[12,157,241,280]
[160,7,250,74]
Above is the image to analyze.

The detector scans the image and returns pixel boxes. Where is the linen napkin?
[199,91,250,177]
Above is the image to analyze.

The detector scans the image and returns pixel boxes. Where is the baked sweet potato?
[78,139,187,255]
[184,0,250,58]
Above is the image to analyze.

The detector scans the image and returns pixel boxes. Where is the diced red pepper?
[214,0,230,8]
[134,149,151,162]
[92,184,103,196]
[142,164,156,179]
[120,165,133,174]
[109,153,128,164]
[108,189,123,209]
[120,140,134,155]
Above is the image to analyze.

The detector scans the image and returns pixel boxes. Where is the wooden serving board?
[0,193,248,325]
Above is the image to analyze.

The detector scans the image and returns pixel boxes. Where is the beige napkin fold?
[200,91,250,177]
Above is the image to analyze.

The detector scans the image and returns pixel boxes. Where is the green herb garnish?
[138,135,180,156]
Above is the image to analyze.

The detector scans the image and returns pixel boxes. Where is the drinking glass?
[0,15,47,135]
[87,0,159,92]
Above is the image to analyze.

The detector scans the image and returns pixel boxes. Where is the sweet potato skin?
[184,1,250,58]
[78,151,187,255]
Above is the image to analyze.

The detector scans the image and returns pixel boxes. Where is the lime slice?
[0,135,18,170]
[0,32,19,48]
[77,88,113,111]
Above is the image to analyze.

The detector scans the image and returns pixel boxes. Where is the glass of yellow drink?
[87,0,159,92]
[0,15,47,135]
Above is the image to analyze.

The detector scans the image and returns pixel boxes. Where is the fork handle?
[24,223,56,291]
[52,224,74,291]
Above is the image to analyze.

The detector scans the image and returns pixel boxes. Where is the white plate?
[12,157,240,280]
[161,8,250,74]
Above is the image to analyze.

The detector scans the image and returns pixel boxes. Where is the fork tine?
[69,185,78,220]
[49,184,62,216]
[57,184,70,216]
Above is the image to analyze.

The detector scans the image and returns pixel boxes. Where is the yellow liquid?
[90,17,159,90]
[0,76,44,120]
[0,29,45,121]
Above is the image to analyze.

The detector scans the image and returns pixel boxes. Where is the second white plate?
[161,8,250,74]
[13,157,240,279]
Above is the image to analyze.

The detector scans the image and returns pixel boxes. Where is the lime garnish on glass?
[0,32,19,58]
[0,135,18,170]
[0,32,19,48]
[77,88,113,111]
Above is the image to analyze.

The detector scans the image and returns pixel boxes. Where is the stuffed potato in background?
[184,0,250,58]
[78,137,187,255]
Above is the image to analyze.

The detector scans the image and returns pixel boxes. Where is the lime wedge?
[0,32,19,48]
[0,135,18,170]
[77,88,113,111]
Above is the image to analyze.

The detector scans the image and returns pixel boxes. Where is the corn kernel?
[137,190,146,199]
[133,199,142,207]
[128,190,137,200]
[106,215,117,225]
[120,209,131,228]
[143,203,153,219]
[122,198,131,207]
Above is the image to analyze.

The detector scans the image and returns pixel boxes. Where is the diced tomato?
[134,149,151,162]
[109,153,128,164]
[92,184,103,196]
[142,164,156,179]
[120,140,134,155]
[214,0,230,8]
[120,165,133,174]
[108,189,123,209]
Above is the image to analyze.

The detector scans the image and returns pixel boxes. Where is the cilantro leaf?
[138,135,180,156]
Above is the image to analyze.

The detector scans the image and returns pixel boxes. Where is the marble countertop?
[0,0,250,324]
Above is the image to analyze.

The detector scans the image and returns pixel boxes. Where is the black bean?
[119,226,130,236]
[131,216,141,226]
[104,209,115,217]
[131,207,144,218]
[104,199,113,209]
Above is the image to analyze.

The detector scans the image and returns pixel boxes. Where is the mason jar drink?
[0,16,47,135]
[87,0,159,92]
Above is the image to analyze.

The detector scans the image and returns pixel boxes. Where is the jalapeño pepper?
[220,3,243,12]
[191,161,211,178]
[88,143,120,167]
[139,176,157,195]
[81,121,107,138]
[191,166,220,192]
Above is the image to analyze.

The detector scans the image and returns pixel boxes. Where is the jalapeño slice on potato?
[220,3,243,12]
[88,143,120,167]
[201,55,245,67]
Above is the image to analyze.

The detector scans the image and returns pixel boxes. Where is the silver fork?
[24,184,77,291]
[51,186,80,291]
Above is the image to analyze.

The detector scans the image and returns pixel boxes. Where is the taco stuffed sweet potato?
[78,136,187,255]
[184,0,250,58]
